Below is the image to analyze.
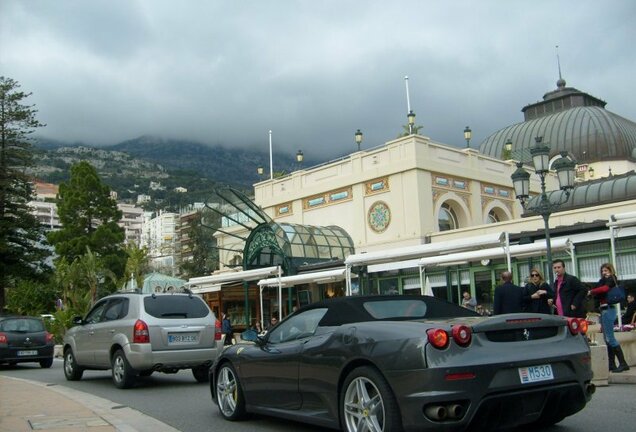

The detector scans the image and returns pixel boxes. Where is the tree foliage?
[48,161,126,289]
[179,210,219,279]
[123,242,150,290]
[0,76,51,311]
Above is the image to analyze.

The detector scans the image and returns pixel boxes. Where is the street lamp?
[355,129,363,151]
[296,149,304,169]
[511,136,576,286]
[503,138,513,159]
[407,111,416,135]
[257,165,264,178]
[464,126,472,148]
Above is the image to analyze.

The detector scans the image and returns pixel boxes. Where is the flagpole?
[404,76,411,113]
[269,130,273,180]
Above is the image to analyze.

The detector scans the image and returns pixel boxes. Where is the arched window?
[438,203,458,231]
[487,209,500,224]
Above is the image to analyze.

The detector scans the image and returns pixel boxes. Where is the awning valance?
[345,232,507,267]
[418,238,573,268]
[258,268,353,288]
[187,266,280,290]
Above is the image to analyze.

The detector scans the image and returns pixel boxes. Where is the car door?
[92,298,128,367]
[240,308,327,410]
[73,300,109,365]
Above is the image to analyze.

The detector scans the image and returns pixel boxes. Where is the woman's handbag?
[607,285,626,305]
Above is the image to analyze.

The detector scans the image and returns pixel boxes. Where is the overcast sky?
[1,0,635,159]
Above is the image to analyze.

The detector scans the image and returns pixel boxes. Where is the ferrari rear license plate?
[518,364,553,384]
[168,333,198,344]
[17,350,38,356]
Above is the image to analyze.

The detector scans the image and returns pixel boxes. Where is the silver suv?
[63,292,221,389]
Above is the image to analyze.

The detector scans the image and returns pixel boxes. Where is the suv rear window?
[143,296,210,319]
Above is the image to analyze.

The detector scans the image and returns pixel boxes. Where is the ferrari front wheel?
[341,366,402,432]
[216,363,246,420]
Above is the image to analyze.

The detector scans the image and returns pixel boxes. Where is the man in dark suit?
[551,259,587,318]
[494,271,525,315]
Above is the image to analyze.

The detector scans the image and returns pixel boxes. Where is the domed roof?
[479,79,636,163]
[480,106,636,163]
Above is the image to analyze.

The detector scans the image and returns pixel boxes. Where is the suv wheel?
[63,348,84,381]
[112,349,136,389]
[192,365,210,383]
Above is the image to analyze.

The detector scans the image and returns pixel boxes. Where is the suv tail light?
[133,319,150,343]
[215,319,222,341]
[0,332,7,344]
[578,318,588,334]
[45,331,54,344]
[451,324,472,347]
[427,328,449,349]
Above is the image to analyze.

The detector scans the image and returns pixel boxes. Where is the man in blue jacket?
[494,271,525,315]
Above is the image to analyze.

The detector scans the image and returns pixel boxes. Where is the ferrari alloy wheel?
[216,363,246,420]
[112,349,136,389]
[342,366,401,432]
[63,348,84,381]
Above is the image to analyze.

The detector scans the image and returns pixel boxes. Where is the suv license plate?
[168,334,198,344]
[18,350,38,356]
[518,364,553,384]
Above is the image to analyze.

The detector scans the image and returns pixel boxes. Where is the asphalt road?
[1,359,633,432]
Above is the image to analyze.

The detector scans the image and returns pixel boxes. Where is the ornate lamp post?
[464,126,472,148]
[511,136,576,286]
[407,111,416,135]
[296,149,304,169]
[256,165,264,178]
[503,138,513,159]
[355,129,363,151]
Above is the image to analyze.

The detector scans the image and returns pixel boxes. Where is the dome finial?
[556,45,566,89]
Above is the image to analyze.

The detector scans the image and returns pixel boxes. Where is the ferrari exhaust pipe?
[446,404,464,419]
[424,405,447,421]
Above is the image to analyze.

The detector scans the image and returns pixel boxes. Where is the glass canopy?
[244,222,354,274]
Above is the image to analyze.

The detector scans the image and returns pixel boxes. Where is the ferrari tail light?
[45,331,54,344]
[451,325,472,347]
[133,319,150,343]
[427,328,449,349]
[0,332,7,344]
[567,317,581,335]
[578,318,588,335]
[214,318,222,341]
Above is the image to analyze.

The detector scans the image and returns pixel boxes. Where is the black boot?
[607,345,617,372]
[614,345,630,373]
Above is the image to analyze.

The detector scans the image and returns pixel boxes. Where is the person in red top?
[588,263,630,373]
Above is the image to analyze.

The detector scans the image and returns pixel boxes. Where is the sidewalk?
[0,375,180,432]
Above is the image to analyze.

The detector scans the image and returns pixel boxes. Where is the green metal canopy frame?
[205,187,354,275]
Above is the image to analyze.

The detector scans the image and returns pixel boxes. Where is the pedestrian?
[221,312,234,346]
[523,268,554,314]
[253,320,264,334]
[551,259,587,318]
[588,263,630,373]
[267,314,279,330]
[461,291,477,311]
[493,271,525,315]
[622,293,636,326]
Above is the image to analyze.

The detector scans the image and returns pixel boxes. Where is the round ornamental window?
[368,201,391,233]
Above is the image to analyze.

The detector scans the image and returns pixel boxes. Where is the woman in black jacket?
[523,268,554,314]
[589,263,630,373]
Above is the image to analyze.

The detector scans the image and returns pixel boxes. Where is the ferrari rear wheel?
[342,366,402,432]
[216,363,246,420]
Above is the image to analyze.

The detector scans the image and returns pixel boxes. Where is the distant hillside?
[30,136,321,211]
[108,136,272,187]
